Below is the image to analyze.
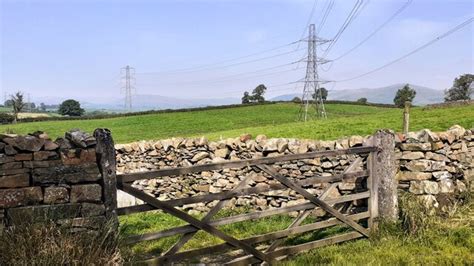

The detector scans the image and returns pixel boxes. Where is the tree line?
[241,74,473,107]
[1,92,85,123]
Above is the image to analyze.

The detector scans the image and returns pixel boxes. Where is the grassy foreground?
[119,197,474,264]
[0,103,472,143]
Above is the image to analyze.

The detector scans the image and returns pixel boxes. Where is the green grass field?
[1,103,472,143]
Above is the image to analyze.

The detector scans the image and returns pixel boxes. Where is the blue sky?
[1,0,473,103]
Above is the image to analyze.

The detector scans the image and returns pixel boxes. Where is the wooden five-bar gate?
[114,140,384,265]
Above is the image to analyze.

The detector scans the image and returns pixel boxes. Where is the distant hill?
[271,84,445,105]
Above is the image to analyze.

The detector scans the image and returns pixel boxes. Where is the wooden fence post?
[403,101,411,135]
[94,128,118,226]
[371,130,398,223]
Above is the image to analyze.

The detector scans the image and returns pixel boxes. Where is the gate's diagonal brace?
[256,164,369,237]
[121,183,273,263]
[164,176,251,256]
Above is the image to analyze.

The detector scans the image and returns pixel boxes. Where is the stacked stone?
[116,134,369,214]
[116,125,473,213]
[396,125,473,209]
[0,129,106,232]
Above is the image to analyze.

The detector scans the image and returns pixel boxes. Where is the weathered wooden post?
[94,128,118,227]
[367,129,398,227]
[403,101,411,135]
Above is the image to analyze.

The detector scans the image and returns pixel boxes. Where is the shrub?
[0,113,14,124]
[0,220,122,265]
[357,97,368,104]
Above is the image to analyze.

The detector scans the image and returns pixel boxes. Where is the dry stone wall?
[116,133,371,215]
[395,125,473,209]
[0,129,109,234]
[116,125,473,213]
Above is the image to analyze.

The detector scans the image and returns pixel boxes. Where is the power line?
[138,65,303,87]
[316,0,335,34]
[322,0,366,56]
[295,0,319,51]
[332,0,412,61]
[137,47,304,75]
[137,41,302,75]
[335,17,474,82]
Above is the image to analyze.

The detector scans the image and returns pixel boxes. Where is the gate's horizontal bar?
[117,170,368,216]
[139,212,369,264]
[227,231,364,265]
[117,146,376,183]
[125,191,370,244]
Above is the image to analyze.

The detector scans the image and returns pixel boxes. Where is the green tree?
[241,91,251,104]
[4,99,13,108]
[357,97,368,104]
[444,74,474,102]
[394,84,416,108]
[11,92,27,123]
[39,102,47,111]
[292,96,301,103]
[251,84,267,103]
[312,87,328,100]
[58,99,84,116]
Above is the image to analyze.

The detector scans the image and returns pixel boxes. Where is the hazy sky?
[1,0,473,103]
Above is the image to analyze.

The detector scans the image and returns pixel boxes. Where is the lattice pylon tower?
[121,65,136,112]
[298,24,327,121]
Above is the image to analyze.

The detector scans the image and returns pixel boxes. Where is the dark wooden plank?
[140,212,370,264]
[257,164,370,237]
[117,170,368,216]
[120,183,272,263]
[164,176,251,256]
[117,146,377,183]
[125,191,370,244]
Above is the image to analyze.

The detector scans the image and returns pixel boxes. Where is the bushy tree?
[251,84,267,103]
[394,84,416,108]
[444,74,473,102]
[241,91,251,104]
[58,99,84,116]
[39,103,47,111]
[0,113,14,124]
[357,97,368,104]
[292,96,301,103]
[4,100,13,107]
[11,92,27,123]
[312,87,328,100]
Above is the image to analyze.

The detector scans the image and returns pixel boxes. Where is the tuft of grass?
[0,220,122,265]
